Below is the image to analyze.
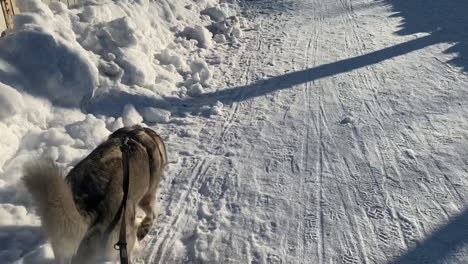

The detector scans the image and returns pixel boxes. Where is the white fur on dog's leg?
[130,239,147,264]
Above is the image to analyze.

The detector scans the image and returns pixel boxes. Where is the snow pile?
[180,24,214,49]
[121,103,143,127]
[0,0,244,262]
[0,83,24,120]
[141,107,171,123]
[1,0,98,107]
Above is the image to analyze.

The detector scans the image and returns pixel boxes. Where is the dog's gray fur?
[23,125,167,263]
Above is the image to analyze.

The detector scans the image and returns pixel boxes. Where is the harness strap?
[112,137,131,264]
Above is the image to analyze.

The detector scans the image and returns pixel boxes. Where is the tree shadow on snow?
[88,0,468,116]
[387,209,468,264]
[384,0,468,70]
[193,34,440,105]
[201,0,468,107]
[208,0,468,103]
[87,34,441,116]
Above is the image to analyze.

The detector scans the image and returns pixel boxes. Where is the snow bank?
[0,0,244,262]
[0,83,24,120]
[0,0,99,107]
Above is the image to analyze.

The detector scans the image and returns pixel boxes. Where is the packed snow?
[2,0,468,263]
[0,0,243,262]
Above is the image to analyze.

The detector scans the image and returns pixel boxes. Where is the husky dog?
[23,125,167,263]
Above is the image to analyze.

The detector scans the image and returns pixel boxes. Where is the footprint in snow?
[340,116,354,125]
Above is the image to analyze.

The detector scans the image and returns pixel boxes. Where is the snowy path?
[143,0,468,263]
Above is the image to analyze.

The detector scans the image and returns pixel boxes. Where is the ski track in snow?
[144,0,468,263]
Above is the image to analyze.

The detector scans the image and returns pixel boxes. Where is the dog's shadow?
[0,225,47,263]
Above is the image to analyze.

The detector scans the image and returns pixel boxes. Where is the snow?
[0,0,242,261]
[214,33,227,43]
[140,107,171,124]
[66,114,110,148]
[190,59,212,87]
[201,6,229,23]
[154,49,188,72]
[188,83,205,97]
[2,0,468,263]
[121,103,143,127]
[0,83,24,120]
[1,0,99,107]
[180,24,214,49]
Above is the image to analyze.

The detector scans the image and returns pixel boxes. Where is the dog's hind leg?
[137,191,157,241]
[72,225,108,264]
[125,203,140,263]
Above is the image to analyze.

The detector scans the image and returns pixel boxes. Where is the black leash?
[113,136,131,264]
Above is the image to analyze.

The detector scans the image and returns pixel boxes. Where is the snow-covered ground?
[2,0,468,263]
[0,0,244,262]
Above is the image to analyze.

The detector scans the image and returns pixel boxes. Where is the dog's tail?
[22,159,88,262]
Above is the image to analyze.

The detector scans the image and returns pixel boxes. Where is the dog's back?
[23,125,167,263]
